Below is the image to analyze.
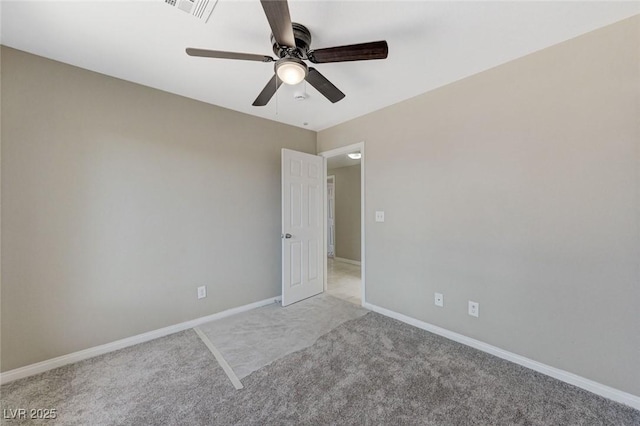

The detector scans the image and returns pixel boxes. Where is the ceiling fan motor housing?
[271,22,312,59]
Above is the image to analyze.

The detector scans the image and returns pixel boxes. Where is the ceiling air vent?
[164,0,218,23]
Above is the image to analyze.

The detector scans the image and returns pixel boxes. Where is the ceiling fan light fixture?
[275,58,308,85]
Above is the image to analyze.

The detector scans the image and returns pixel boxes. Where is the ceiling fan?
[186,0,388,106]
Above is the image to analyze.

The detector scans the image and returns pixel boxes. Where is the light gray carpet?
[2,312,639,425]
[197,293,368,379]
[0,330,235,425]
[219,312,640,425]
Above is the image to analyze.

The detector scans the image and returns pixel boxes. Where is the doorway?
[319,142,365,306]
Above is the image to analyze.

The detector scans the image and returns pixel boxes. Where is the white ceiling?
[2,1,638,131]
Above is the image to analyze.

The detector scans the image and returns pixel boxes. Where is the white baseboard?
[363,302,640,410]
[333,257,361,266]
[0,296,281,385]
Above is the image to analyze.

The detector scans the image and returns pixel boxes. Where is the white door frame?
[318,141,366,306]
[326,175,335,258]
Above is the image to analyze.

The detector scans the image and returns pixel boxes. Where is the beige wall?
[0,47,316,371]
[328,164,361,262]
[318,16,640,396]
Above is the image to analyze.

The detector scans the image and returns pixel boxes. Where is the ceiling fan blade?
[305,68,345,103]
[186,48,274,62]
[252,74,283,106]
[260,0,296,48]
[308,41,388,63]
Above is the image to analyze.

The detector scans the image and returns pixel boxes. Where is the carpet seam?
[193,327,244,390]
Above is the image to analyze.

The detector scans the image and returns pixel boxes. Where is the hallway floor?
[326,257,361,305]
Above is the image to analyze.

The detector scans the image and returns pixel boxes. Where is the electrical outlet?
[375,211,385,222]
[197,286,207,299]
[468,301,479,317]
[434,292,444,307]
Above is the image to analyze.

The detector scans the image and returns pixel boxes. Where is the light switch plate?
[375,211,385,222]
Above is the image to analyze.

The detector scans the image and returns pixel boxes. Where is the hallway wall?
[327,164,361,262]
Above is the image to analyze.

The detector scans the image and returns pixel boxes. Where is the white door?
[327,176,335,257]
[282,149,324,306]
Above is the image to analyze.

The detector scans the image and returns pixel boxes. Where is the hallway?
[326,258,361,305]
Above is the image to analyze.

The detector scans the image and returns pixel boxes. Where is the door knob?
[285,233,292,239]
